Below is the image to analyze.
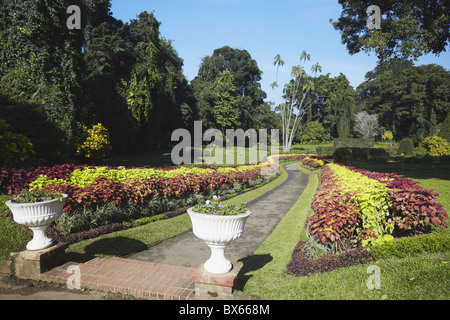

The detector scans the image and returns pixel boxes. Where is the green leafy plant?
[382,130,394,141]
[11,189,64,204]
[193,195,247,216]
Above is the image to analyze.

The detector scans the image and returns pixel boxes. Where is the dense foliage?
[191,46,270,132]
[422,136,450,157]
[0,119,35,166]
[357,59,450,143]
[0,1,197,158]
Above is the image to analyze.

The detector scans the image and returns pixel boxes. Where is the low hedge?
[369,230,450,260]
[333,147,388,164]
[334,138,375,148]
[316,146,336,156]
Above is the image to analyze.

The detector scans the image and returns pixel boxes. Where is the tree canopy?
[357,59,450,143]
[332,0,450,61]
[0,1,196,157]
[192,46,267,131]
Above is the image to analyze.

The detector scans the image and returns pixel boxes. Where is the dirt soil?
[0,274,136,300]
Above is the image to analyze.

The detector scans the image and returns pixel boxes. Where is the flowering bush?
[192,195,247,216]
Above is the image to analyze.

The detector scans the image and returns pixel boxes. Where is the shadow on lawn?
[65,236,148,263]
[235,254,273,290]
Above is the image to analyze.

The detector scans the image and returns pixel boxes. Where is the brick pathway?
[41,256,195,300]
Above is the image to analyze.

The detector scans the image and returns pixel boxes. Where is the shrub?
[0,119,35,166]
[396,138,415,156]
[333,147,387,164]
[382,130,394,141]
[316,146,336,156]
[422,136,450,156]
[414,144,427,157]
[76,123,111,162]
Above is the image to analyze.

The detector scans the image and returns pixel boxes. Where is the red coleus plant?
[31,165,269,213]
[308,164,448,251]
[349,166,448,235]
[307,165,363,251]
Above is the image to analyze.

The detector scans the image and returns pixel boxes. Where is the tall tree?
[331,0,450,61]
[211,70,241,133]
[123,11,195,149]
[354,111,379,139]
[272,51,323,152]
[81,1,137,151]
[192,46,267,130]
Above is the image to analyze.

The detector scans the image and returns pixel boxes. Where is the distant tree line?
[1,0,449,167]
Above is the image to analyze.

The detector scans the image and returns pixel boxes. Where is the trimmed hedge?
[316,146,336,156]
[370,231,450,259]
[333,147,388,164]
[334,138,375,148]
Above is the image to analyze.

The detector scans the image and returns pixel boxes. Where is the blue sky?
[110,0,450,104]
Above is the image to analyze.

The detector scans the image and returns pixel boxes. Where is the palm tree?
[273,51,323,153]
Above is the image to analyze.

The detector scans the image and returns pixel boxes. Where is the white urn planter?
[6,194,68,251]
[188,207,251,274]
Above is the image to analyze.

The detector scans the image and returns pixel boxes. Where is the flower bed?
[307,163,448,250]
[1,154,320,236]
[300,156,326,169]
[288,163,448,277]
[286,241,374,277]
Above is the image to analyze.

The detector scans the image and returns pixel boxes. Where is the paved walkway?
[41,162,309,300]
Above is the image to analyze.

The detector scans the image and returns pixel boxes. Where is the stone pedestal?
[8,242,68,281]
[190,263,243,300]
